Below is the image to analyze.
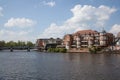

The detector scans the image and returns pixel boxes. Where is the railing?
[0,46,35,52]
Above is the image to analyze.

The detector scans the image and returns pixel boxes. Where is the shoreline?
[67,50,120,54]
[36,49,120,54]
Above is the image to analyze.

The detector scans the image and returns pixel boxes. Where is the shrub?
[47,48,53,52]
[59,48,67,53]
[54,48,59,52]
[89,46,98,54]
[47,48,67,53]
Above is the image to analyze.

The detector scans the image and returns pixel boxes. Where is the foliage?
[0,41,5,47]
[59,48,67,53]
[0,40,35,47]
[26,41,35,47]
[47,48,67,53]
[89,46,100,54]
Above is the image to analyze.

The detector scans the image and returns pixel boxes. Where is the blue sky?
[0,0,120,42]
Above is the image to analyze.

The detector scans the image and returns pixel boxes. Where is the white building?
[116,32,120,50]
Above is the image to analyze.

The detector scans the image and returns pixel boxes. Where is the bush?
[47,48,52,52]
[54,48,59,52]
[47,48,67,53]
[59,48,67,53]
[89,46,99,54]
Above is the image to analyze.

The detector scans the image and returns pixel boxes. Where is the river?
[0,50,120,80]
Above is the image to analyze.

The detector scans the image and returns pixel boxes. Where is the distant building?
[117,32,120,45]
[116,32,120,50]
[63,29,114,49]
[36,38,62,50]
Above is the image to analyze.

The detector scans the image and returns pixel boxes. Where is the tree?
[5,41,16,47]
[0,40,34,48]
[0,40,5,47]
[26,41,34,47]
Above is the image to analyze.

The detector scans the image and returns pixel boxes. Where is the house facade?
[63,30,114,49]
[36,38,62,50]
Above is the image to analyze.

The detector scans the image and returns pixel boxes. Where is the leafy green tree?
[0,40,5,47]
[26,41,34,47]
[5,41,16,47]
[0,40,34,48]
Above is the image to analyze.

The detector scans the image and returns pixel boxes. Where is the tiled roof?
[106,33,114,36]
[74,30,99,35]
[63,34,72,38]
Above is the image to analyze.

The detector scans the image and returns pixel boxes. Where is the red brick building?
[63,29,114,49]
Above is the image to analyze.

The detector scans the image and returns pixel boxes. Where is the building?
[63,29,114,49]
[117,32,120,45]
[116,32,120,50]
[36,38,62,50]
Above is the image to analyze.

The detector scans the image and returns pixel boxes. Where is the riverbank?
[36,47,120,54]
[68,50,120,54]
[67,48,89,53]
[97,50,120,54]
[67,47,120,54]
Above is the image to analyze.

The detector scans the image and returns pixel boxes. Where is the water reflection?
[0,51,120,80]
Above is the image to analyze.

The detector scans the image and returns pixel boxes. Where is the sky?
[0,0,120,42]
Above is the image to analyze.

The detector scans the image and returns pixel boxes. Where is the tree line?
[0,40,35,47]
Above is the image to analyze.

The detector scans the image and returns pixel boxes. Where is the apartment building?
[63,30,114,49]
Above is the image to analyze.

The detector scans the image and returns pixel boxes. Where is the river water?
[0,50,120,80]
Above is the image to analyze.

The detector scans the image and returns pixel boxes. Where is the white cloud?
[109,24,120,36]
[39,5,116,38]
[0,7,3,17]
[43,1,56,7]
[4,18,36,28]
[0,29,35,42]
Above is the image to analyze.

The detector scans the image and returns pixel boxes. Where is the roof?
[74,30,99,35]
[37,38,62,41]
[63,34,72,38]
[106,33,113,35]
